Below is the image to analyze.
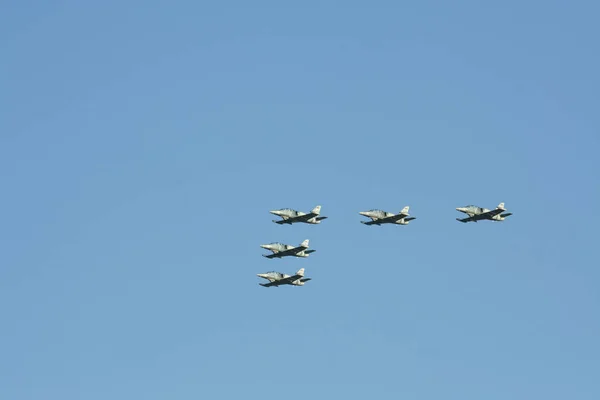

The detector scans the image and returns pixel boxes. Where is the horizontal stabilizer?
[316,216,328,221]
[500,212,512,218]
[404,217,416,221]
[456,218,468,223]
[300,278,311,282]
[304,249,316,254]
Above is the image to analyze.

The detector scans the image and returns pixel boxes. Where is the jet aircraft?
[260,239,316,259]
[270,205,328,225]
[456,202,512,223]
[359,206,416,225]
[257,268,311,287]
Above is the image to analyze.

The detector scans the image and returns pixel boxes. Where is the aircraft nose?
[260,244,269,249]
[456,207,466,212]
[359,211,368,216]
[269,210,279,215]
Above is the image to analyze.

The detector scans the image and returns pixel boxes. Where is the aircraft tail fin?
[497,202,505,210]
[300,239,309,248]
[296,268,305,277]
[311,205,321,215]
[400,206,409,214]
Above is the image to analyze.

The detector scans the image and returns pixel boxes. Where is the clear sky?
[1,1,599,399]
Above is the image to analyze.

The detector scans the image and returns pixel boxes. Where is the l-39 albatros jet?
[257,268,311,287]
[359,206,416,226]
[456,202,512,223]
[270,205,328,225]
[260,239,316,259]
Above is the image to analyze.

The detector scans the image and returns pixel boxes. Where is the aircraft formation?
[257,202,511,287]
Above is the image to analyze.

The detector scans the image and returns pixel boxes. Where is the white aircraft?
[257,268,311,287]
[260,239,316,259]
[359,206,416,226]
[456,202,513,223]
[270,205,327,225]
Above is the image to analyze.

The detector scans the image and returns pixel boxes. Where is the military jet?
[270,205,328,225]
[257,267,311,287]
[456,202,513,223]
[260,239,316,259]
[359,206,416,226]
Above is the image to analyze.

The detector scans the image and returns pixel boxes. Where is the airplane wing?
[259,281,279,287]
[263,245,307,258]
[278,212,318,224]
[477,208,505,219]
[387,213,409,222]
[368,214,406,224]
[457,215,482,223]
[377,207,410,223]
[278,273,303,284]
[262,253,281,258]
[283,274,303,283]
[361,220,380,225]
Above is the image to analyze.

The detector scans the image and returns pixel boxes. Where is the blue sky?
[1,1,599,398]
